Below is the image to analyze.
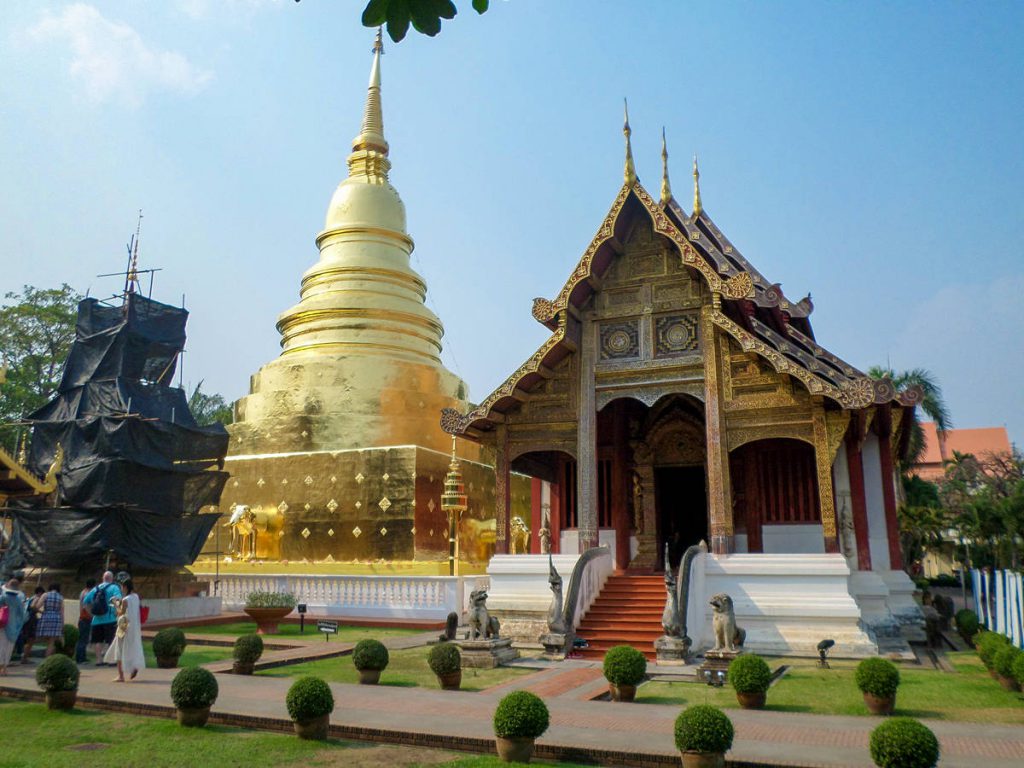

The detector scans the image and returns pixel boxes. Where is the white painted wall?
[762,524,825,554]
[832,442,859,570]
[861,434,891,571]
[559,528,618,560]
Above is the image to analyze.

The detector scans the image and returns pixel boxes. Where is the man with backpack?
[84,571,120,665]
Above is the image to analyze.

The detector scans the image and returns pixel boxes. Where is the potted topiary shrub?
[243,591,297,635]
[35,654,79,711]
[54,624,79,659]
[856,657,901,715]
[674,704,734,768]
[428,642,462,690]
[152,627,187,669]
[976,631,1010,677]
[728,654,772,709]
[232,633,264,675]
[170,666,219,727]
[954,609,979,646]
[602,644,647,702]
[869,716,940,768]
[492,690,550,764]
[352,638,389,684]
[992,645,1022,692]
[286,676,335,740]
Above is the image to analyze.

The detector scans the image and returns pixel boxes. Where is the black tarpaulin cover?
[29,380,197,427]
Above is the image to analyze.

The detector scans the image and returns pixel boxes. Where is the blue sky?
[2,1,1022,444]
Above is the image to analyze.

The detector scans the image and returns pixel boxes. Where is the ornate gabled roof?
[442,173,920,436]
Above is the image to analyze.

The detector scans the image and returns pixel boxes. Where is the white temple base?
[878,569,927,642]
[486,554,581,646]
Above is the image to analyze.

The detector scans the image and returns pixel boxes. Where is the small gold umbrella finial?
[692,154,703,217]
[660,127,672,206]
[623,99,636,187]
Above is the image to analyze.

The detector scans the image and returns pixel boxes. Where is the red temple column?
[877,408,903,570]
[846,434,872,571]
[530,476,542,553]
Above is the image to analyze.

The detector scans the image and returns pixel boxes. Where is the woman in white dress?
[104,579,145,682]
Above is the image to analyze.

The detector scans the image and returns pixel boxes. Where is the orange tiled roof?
[914,423,1013,479]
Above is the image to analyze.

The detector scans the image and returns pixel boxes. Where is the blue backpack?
[90,585,109,617]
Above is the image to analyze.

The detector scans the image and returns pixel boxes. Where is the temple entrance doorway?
[655,465,707,572]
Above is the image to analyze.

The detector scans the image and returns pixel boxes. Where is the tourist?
[18,586,45,664]
[35,584,64,658]
[75,578,96,663]
[0,573,27,676]
[104,578,144,682]
[84,571,120,665]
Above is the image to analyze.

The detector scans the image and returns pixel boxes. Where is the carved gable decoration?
[600,320,640,361]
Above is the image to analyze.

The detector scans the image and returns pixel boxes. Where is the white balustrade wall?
[570,548,614,630]
[973,569,1024,648]
[195,573,489,622]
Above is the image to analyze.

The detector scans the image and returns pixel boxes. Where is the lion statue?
[468,588,500,639]
[510,516,531,554]
[709,593,746,652]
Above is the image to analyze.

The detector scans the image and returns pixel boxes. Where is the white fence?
[973,569,1024,647]
[195,573,489,622]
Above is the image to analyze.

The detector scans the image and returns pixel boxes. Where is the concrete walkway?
[2,663,1023,767]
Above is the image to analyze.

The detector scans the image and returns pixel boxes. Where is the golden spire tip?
[660,127,672,206]
[692,154,702,217]
[623,98,636,187]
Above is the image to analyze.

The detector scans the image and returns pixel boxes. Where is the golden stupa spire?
[348,28,391,181]
[660,127,672,206]
[692,154,703,217]
[623,99,636,187]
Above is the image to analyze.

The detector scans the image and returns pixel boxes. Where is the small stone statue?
[538,504,551,554]
[709,593,746,652]
[510,516,530,554]
[468,588,500,639]
[546,554,567,634]
[661,543,682,638]
[439,611,459,641]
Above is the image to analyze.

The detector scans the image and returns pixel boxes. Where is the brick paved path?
[3,662,1023,767]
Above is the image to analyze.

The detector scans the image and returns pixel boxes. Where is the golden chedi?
[211,35,519,566]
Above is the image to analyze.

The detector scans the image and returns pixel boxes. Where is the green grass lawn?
[180,622,423,643]
[0,700,587,768]
[256,646,531,692]
[141,641,234,668]
[639,652,1024,723]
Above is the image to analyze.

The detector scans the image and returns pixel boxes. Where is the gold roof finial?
[660,127,672,206]
[692,154,703,217]
[348,28,390,181]
[623,99,636,187]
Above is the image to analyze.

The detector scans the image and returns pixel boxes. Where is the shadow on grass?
[893,708,945,719]
[764,703,814,713]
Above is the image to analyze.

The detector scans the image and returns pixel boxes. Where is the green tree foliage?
[0,285,81,452]
[898,475,949,570]
[188,380,233,426]
[868,366,952,467]
[362,0,489,43]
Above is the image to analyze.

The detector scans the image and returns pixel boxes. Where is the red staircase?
[575,574,665,661]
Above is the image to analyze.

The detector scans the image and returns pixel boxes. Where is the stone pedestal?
[539,632,568,661]
[456,637,519,668]
[696,649,739,684]
[654,635,691,665]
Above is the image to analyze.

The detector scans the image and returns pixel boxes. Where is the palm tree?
[868,366,952,467]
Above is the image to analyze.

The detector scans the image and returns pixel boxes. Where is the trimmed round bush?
[244,590,297,609]
[954,609,979,641]
[170,667,219,710]
[55,624,79,658]
[1011,650,1024,687]
[976,631,1011,669]
[233,633,264,663]
[856,658,901,699]
[993,644,1022,679]
[286,677,335,722]
[35,654,79,692]
[602,644,647,687]
[869,717,940,768]
[352,639,389,671]
[153,627,187,658]
[428,642,461,676]
[729,654,772,694]
[492,691,550,739]
[674,705,734,754]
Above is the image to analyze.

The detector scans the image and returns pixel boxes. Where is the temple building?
[443,113,924,654]
[209,35,528,567]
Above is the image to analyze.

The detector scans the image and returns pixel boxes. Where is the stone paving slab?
[2,663,1023,767]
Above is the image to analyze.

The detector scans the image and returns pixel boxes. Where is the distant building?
[911,423,1013,483]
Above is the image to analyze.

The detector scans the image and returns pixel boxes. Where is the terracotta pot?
[680,751,724,768]
[863,692,895,715]
[177,706,211,727]
[997,674,1021,692]
[736,690,766,709]
[608,683,637,702]
[44,690,77,711]
[243,607,293,635]
[156,655,180,669]
[232,660,255,675]
[358,668,381,685]
[438,670,462,690]
[293,713,330,740]
[495,736,535,763]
